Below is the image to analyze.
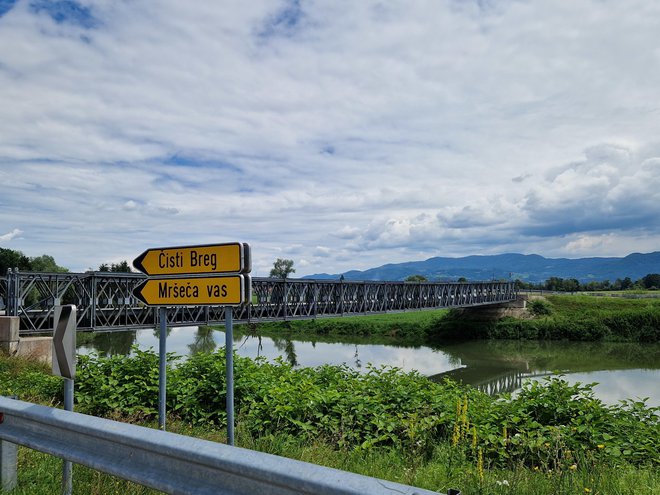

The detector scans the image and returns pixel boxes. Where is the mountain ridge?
[303,252,660,283]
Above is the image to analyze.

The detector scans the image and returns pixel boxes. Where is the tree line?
[514,273,660,292]
[407,273,660,291]
[0,247,132,275]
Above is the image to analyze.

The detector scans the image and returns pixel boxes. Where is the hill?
[303,252,660,283]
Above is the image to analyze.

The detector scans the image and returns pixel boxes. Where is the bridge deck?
[2,271,517,334]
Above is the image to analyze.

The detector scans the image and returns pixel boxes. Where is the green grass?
[8,425,660,495]
[429,295,660,343]
[2,350,660,494]
[247,295,660,343]
[249,308,449,342]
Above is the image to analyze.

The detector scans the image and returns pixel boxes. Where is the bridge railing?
[0,275,6,312]
[4,270,517,334]
[0,396,437,495]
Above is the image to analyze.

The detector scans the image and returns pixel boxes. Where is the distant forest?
[514,274,660,292]
[0,247,131,276]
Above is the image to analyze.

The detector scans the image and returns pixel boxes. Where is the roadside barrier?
[0,396,440,495]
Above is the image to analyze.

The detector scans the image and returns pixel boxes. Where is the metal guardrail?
[0,396,437,495]
[4,270,517,334]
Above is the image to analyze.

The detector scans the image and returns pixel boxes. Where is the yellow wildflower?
[584,488,592,493]
[569,464,577,471]
[597,444,605,449]
[477,448,484,481]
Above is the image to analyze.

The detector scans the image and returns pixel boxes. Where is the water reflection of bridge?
[430,366,555,395]
[2,270,517,335]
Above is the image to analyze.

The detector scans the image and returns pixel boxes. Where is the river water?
[77,327,660,407]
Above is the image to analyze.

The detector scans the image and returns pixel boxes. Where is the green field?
[246,294,660,343]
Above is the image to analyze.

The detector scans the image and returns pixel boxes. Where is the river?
[77,327,660,407]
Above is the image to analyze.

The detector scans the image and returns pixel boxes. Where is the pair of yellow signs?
[132,243,251,306]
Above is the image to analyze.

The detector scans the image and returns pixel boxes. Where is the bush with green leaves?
[529,299,553,316]
[4,350,658,469]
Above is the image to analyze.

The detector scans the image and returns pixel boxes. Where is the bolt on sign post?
[133,243,251,444]
[52,305,77,495]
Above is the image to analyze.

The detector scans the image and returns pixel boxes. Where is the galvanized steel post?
[0,408,17,493]
[158,307,167,430]
[225,307,234,446]
[62,378,74,495]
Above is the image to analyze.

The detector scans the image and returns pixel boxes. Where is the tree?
[98,261,132,273]
[405,274,428,282]
[110,261,132,273]
[30,255,68,273]
[642,273,660,290]
[270,258,295,279]
[1,248,68,275]
[0,247,31,275]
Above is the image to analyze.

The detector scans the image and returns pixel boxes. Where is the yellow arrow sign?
[133,275,246,306]
[133,243,250,276]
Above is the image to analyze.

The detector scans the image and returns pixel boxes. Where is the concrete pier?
[0,317,19,356]
[0,316,52,363]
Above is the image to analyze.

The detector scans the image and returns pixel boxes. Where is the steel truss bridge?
[1,270,517,335]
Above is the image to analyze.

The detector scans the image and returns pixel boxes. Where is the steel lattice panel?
[6,271,517,334]
[0,276,7,312]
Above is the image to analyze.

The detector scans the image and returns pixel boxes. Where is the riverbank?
[1,351,658,494]
[249,295,660,343]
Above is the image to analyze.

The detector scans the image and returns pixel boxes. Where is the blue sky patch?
[258,0,305,39]
[164,154,243,174]
[0,0,18,18]
[30,0,98,29]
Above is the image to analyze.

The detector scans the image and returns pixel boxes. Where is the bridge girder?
[1,271,517,334]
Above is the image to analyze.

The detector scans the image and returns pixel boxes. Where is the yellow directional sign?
[133,243,250,276]
[133,275,246,306]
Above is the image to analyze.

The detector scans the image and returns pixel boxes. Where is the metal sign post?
[158,307,168,430]
[52,305,76,495]
[225,307,234,445]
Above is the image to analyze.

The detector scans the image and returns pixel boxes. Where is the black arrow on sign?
[53,305,74,379]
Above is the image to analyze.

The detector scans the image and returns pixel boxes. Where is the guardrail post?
[0,431,17,492]
[0,394,17,492]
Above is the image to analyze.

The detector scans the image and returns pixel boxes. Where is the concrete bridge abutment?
[0,316,52,364]
[458,295,529,320]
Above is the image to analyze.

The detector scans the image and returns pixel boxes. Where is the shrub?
[529,299,553,316]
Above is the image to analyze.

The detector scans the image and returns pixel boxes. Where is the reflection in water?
[354,344,362,369]
[77,330,136,357]
[75,327,660,406]
[188,326,216,355]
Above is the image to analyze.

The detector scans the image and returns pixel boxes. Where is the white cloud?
[1,1,660,274]
[0,228,23,242]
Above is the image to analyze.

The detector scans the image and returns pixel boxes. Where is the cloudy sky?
[1,0,659,276]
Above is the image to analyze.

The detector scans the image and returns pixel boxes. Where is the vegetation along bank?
[2,349,660,494]
[250,295,660,343]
